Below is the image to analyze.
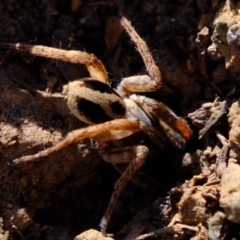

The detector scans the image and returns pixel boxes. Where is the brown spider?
[0,15,191,236]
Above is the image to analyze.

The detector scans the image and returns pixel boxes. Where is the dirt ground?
[1,0,240,239]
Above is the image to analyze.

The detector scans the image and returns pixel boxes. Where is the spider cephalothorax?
[0,14,191,236]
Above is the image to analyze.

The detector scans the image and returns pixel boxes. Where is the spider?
[0,15,191,236]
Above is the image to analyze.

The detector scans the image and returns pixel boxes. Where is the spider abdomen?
[64,79,126,124]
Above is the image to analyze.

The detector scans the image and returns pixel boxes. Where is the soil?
[0,0,240,239]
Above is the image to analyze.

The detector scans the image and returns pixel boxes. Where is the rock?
[208,211,226,240]
[74,229,114,240]
[220,162,240,223]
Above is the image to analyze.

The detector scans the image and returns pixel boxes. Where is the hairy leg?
[117,16,162,97]
[9,119,141,165]
[0,42,108,84]
[100,145,149,235]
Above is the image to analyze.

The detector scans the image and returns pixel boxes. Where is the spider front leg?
[117,16,162,97]
[99,145,149,236]
[131,95,192,145]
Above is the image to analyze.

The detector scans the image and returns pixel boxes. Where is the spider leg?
[100,145,149,236]
[117,16,162,96]
[8,119,141,166]
[124,98,166,147]
[0,42,108,84]
[131,95,192,142]
[101,146,158,189]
